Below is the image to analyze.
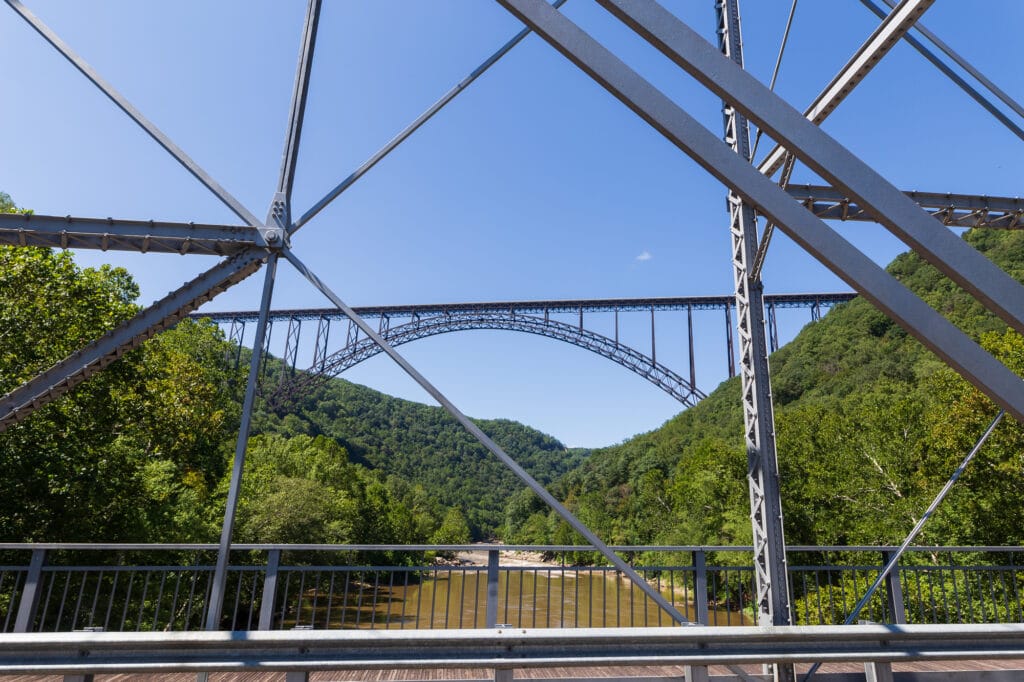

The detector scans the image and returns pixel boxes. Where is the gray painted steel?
[756,0,935,177]
[194,293,856,322]
[0,213,266,255]
[787,186,1024,229]
[4,1,262,228]
[493,0,1024,424]
[715,0,791,645]
[0,250,266,432]
[294,0,569,232]
[861,0,1024,146]
[270,310,706,406]
[598,0,1024,340]
[205,252,280,631]
[283,248,690,625]
[2,625,1024,673]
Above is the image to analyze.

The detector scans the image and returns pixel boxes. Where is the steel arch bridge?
[277,311,707,407]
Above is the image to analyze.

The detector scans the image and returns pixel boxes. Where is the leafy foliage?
[504,229,1024,555]
[255,377,588,538]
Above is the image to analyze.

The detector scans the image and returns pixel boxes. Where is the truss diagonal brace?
[492,0,1024,423]
[0,213,271,255]
[276,0,322,221]
[0,249,267,432]
[282,249,691,625]
[757,0,935,177]
[5,0,262,228]
[600,0,1024,340]
[293,0,569,232]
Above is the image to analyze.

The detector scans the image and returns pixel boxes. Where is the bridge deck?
[8,660,1024,681]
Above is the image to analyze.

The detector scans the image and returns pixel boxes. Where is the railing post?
[486,550,500,628]
[864,656,894,682]
[259,549,282,630]
[881,550,906,624]
[14,549,46,633]
[684,550,711,682]
[692,549,709,625]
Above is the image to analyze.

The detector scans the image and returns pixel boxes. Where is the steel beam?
[859,0,1024,145]
[716,0,792,653]
[4,1,262,228]
[491,0,1024,423]
[756,0,935,177]
[193,293,857,323]
[598,0,1024,339]
[870,0,1024,119]
[277,0,322,223]
[0,249,266,432]
[0,213,268,255]
[205,252,280,631]
[282,249,691,624]
[294,0,569,232]
[3,625,1024,673]
[787,185,1024,229]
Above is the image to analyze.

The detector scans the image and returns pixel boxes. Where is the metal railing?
[1,544,1022,633]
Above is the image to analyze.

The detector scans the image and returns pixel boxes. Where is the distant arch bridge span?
[196,292,856,406]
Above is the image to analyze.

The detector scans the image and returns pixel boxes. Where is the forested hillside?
[255,377,588,538]
[505,228,1024,550]
[6,182,1024,551]
[0,191,583,543]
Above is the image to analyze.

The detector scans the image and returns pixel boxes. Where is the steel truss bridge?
[197,292,855,408]
[3,0,1024,680]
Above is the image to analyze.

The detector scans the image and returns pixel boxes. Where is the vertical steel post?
[258,549,282,631]
[206,252,279,630]
[881,550,907,624]
[14,548,46,633]
[714,8,793,682]
[313,315,331,372]
[486,550,500,628]
[767,302,779,353]
[687,304,696,389]
[685,549,710,682]
[650,306,656,365]
[692,549,709,625]
[227,319,245,370]
[282,316,302,379]
[260,319,274,378]
[724,305,735,378]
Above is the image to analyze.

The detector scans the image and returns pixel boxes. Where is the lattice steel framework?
[3,0,1024,657]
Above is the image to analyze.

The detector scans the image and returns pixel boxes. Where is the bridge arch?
[274,311,707,407]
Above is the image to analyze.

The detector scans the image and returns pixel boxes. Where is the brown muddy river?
[284,566,752,629]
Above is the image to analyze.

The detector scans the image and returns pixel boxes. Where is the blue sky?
[2,1,1022,447]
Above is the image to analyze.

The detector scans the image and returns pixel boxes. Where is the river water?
[285,566,753,629]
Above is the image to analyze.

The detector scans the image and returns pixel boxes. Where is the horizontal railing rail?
[4,624,1024,674]
[0,545,1021,634]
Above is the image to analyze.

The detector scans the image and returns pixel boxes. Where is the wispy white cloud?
[635,250,652,262]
